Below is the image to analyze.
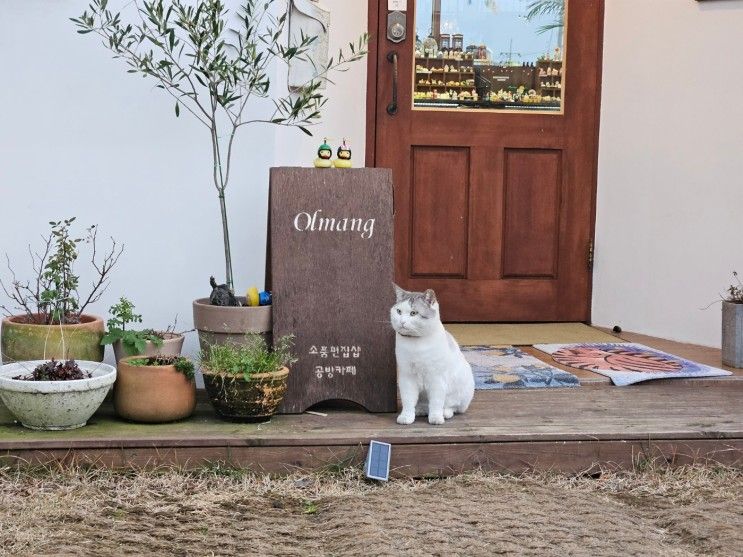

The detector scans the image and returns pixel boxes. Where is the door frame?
[364,0,381,168]
[364,0,605,323]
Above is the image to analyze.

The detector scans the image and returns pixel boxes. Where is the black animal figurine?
[209,276,238,306]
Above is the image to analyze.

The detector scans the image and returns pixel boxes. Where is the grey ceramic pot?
[722,301,743,368]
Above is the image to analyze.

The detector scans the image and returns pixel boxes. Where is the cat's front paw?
[397,413,415,425]
[428,414,445,425]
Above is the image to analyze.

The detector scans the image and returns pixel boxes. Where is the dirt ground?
[1,464,741,557]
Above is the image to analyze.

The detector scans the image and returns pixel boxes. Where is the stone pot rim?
[114,332,184,343]
[201,365,289,381]
[722,300,743,306]
[0,360,116,393]
[2,314,103,328]
[118,355,189,373]
[160,332,184,340]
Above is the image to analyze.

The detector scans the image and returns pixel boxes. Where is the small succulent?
[14,359,91,381]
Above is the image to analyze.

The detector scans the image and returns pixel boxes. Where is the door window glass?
[413,0,566,112]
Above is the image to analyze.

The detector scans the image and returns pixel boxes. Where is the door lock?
[387,11,406,43]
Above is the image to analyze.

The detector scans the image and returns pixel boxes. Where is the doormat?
[447,323,617,346]
[462,346,580,389]
[534,342,732,386]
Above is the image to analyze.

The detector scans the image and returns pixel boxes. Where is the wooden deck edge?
[2,429,743,451]
[2,438,741,476]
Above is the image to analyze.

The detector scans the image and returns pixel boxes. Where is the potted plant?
[72,1,367,349]
[0,359,116,430]
[101,297,185,361]
[0,218,123,363]
[200,333,296,422]
[722,271,743,368]
[115,355,196,422]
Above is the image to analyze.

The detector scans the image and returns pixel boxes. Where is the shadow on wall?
[696,0,743,12]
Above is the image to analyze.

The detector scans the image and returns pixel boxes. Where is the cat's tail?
[458,387,474,414]
[458,358,475,414]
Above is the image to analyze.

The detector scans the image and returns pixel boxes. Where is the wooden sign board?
[267,167,397,413]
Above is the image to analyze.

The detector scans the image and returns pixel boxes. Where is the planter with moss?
[0,218,121,364]
[0,359,116,430]
[1,314,105,364]
[200,334,294,422]
[115,355,196,423]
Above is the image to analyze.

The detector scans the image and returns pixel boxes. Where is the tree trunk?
[218,191,234,292]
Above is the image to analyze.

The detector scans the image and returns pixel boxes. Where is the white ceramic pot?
[0,361,116,430]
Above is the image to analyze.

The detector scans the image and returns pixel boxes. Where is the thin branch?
[77,231,124,317]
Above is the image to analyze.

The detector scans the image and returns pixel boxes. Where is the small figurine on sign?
[333,139,353,168]
[314,139,333,168]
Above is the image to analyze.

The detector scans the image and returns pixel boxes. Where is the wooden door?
[366,0,603,322]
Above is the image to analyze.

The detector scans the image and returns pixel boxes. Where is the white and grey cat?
[391,284,474,425]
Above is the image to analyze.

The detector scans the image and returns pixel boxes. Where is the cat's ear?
[423,289,437,306]
[393,283,407,302]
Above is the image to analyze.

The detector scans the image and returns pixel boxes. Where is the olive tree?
[72,0,367,291]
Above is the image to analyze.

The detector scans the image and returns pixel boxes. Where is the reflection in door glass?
[413,0,566,111]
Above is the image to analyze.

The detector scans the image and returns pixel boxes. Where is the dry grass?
[1,462,741,556]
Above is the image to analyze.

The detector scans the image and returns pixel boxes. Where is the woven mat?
[447,323,618,346]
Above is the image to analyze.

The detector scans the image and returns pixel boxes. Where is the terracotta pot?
[1,314,104,364]
[111,333,185,362]
[202,366,289,422]
[193,297,272,352]
[115,356,196,423]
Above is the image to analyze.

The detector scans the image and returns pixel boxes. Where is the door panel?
[368,0,603,322]
[502,148,561,279]
[411,146,470,277]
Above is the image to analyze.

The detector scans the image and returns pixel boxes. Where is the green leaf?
[175,101,180,116]
[133,337,148,354]
[100,332,120,346]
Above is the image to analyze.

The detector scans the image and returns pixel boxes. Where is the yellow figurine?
[313,140,333,168]
[333,140,353,168]
[245,286,260,307]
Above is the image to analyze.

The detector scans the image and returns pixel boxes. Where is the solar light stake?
[364,441,392,481]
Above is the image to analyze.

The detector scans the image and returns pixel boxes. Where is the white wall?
[592,0,743,347]
[274,0,368,166]
[0,0,366,364]
[2,0,741,354]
